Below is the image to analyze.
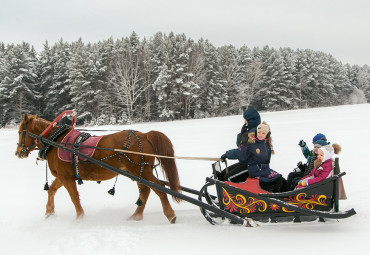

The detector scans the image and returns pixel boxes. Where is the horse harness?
[71,132,91,184]
[20,121,156,205]
[37,124,71,160]
[17,122,41,158]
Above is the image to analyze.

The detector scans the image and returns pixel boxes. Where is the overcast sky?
[1,0,369,66]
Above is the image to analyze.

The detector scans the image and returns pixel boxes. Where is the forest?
[1,31,369,127]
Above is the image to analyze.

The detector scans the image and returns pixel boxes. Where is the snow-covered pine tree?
[0,42,7,126]
[183,39,206,119]
[68,38,97,124]
[218,44,238,115]
[278,47,299,109]
[0,43,39,126]
[250,45,273,110]
[344,64,360,89]
[36,41,54,118]
[43,39,72,120]
[295,49,310,108]
[198,39,226,117]
[136,38,154,122]
[357,65,370,102]
[148,32,168,120]
[165,33,193,119]
[326,55,353,106]
[295,49,325,108]
[234,45,259,113]
[95,37,117,124]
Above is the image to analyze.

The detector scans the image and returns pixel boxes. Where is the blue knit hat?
[314,139,329,147]
[312,133,326,143]
[243,108,261,130]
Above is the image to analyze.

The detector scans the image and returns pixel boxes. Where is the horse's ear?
[23,113,28,121]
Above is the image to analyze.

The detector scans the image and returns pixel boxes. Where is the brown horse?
[15,113,181,223]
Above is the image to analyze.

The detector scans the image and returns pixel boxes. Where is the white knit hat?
[256,122,270,134]
[319,145,334,162]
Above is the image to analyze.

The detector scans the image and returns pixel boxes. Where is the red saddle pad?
[57,129,103,162]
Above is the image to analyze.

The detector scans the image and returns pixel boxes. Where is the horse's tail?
[146,131,181,203]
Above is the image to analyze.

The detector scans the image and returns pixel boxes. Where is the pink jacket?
[303,159,334,186]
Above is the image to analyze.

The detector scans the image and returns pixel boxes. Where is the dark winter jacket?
[225,132,281,183]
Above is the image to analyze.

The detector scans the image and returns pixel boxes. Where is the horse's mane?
[32,116,51,131]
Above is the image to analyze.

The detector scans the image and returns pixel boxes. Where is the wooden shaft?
[113,148,221,161]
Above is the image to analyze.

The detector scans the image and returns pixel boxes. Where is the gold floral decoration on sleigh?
[222,188,267,213]
[222,188,328,214]
[282,193,327,212]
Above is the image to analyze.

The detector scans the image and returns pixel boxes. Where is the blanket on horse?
[58,129,103,162]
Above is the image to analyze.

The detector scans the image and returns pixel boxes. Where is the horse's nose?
[15,148,22,158]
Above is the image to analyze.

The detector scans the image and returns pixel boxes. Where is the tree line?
[1,31,369,127]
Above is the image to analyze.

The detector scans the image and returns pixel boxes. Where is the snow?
[1,104,369,255]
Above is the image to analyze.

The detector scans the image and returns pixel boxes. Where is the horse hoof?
[169,216,176,224]
[76,212,85,219]
[44,213,54,219]
[128,215,143,221]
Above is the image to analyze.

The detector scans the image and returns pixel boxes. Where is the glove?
[240,133,249,146]
[220,154,227,162]
[297,161,306,172]
[241,124,248,134]
[298,180,308,187]
[298,140,306,147]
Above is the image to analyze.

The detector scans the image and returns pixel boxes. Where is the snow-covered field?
[1,104,369,255]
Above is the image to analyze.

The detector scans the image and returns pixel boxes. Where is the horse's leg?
[61,178,85,218]
[128,183,151,221]
[45,177,63,216]
[146,174,177,223]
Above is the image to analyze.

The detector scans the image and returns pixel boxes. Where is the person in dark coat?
[286,133,329,191]
[221,122,287,193]
[216,108,261,182]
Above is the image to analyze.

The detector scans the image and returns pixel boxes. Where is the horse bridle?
[17,122,40,157]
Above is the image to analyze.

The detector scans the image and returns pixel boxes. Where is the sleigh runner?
[16,110,356,227]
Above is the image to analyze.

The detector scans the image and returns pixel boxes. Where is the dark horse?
[15,113,181,223]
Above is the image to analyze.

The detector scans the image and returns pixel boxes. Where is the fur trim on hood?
[315,143,341,168]
[332,143,341,154]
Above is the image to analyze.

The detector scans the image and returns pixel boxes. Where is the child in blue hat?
[296,143,341,189]
[286,133,329,190]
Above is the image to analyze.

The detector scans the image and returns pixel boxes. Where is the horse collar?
[38,124,71,160]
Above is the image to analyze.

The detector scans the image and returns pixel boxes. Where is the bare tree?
[239,60,263,109]
[108,51,151,121]
[183,46,206,118]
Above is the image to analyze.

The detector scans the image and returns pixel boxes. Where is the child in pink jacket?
[295,144,341,189]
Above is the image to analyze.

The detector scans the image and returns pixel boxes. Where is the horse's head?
[15,113,39,158]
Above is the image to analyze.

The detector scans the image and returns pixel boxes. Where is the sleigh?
[198,160,356,224]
